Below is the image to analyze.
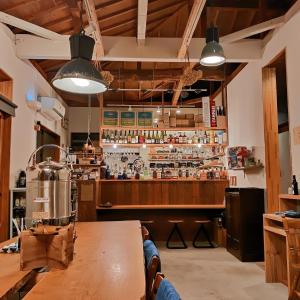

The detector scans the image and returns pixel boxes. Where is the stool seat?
[168,219,184,224]
[141,220,154,224]
[194,220,211,224]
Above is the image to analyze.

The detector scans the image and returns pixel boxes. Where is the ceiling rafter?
[177,0,206,58]
[83,0,104,57]
[66,0,81,33]
[137,0,148,46]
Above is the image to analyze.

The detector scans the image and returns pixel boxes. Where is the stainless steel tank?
[25,144,74,227]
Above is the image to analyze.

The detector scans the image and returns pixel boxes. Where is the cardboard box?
[170,110,176,117]
[176,119,190,127]
[186,114,194,120]
[170,117,176,127]
[217,116,227,128]
[194,114,203,122]
[176,114,186,120]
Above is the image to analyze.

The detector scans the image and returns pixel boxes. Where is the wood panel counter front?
[97,179,228,207]
[24,221,145,300]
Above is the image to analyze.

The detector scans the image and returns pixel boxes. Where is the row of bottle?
[101,130,227,145]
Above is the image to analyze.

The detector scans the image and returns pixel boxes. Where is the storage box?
[176,119,190,127]
[217,116,227,128]
[176,114,186,120]
[170,117,176,127]
[20,224,74,271]
[194,114,203,123]
[186,114,194,120]
[170,110,176,117]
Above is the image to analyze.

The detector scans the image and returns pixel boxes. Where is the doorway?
[36,124,60,163]
[0,69,13,242]
[262,51,292,212]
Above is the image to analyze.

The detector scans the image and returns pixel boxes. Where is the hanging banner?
[210,97,217,127]
[137,111,153,127]
[103,111,118,126]
[121,111,135,126]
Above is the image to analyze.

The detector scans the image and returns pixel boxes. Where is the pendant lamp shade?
[52,33,108,94]
[200,27,225,67]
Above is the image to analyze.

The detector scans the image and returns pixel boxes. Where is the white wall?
[227,63,266,188]
[0,25,68,187]
[226,10,300,188]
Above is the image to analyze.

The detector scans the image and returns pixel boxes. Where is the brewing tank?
[25,144,73,227]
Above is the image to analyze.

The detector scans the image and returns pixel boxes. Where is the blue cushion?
[156,278,181,300]
[143,240,161,271]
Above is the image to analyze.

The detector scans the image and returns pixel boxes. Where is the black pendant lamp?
[52,32,108,94]
[200,27,225,67]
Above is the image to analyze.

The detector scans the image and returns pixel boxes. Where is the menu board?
[137,111,153,127]
[121,111,135,126]
[103,111,118,126]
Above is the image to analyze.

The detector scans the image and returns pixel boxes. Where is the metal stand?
[193,223,215,248]
[166,223,187,249]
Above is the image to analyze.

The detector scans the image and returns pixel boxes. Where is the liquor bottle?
[155,131,159,144]
[167,133,171,144]
[292,175,299,195]
[110,130,115,143]
[135,130,139,144]
[187,133,193,144]
[124,131,127,144]
[175,133,179,144]
[101,130,106,143]
[183,132,187,144]
[151,131,155,144]
[203,131,207,144]
[210,131,214,144]
[163,131,168,144]
[115,130,119,143]
[179,132,183,144]
[160,131,164,144]
[214,132,218,144]
[127,130,132,143]
[147,131,151,143]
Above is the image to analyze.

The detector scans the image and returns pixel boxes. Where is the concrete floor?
[158,246,287,300]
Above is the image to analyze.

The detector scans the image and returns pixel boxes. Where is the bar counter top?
[97,178,229,182]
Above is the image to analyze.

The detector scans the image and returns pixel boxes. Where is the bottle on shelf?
[127,130,132,143]
[151,131,155,144]
[160,131,164,144]
[135,131,139,144]
[101,130,106,144]
[292,175,299,195]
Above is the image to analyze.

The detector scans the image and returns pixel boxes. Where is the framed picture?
[120,111,135,127]
[137,111,153,127]
[103,110,118,126]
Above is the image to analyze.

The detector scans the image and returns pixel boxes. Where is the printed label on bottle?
[32,211,49,219]
[34,197,49,203]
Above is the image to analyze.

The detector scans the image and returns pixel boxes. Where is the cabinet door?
[226,192,241,241]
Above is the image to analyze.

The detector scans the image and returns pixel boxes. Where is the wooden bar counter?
[77,179,228,242]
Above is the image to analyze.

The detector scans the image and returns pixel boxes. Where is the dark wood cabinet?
[225,188,264,262]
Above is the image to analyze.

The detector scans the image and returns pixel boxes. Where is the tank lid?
[37,157,66,170]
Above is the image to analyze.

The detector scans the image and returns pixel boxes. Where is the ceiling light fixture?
[52,32,108,94]
[156,106,161,113]
[200,27,225,67]
[176,106,181,114]
[52,1,107,94]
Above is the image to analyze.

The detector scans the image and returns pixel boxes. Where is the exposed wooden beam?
[184,98,203,105]
[285,0,300,23]
[220,16,285,44]
[0,11,66,40]
[178,0,206,58]
[16,35,263,62]
[83,0,105,57]
[66,0,81,33]
[137,0,148,46]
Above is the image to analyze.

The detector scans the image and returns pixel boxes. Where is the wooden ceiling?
[0,0,296,106]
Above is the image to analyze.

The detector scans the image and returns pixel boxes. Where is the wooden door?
[262,68,281,213]
[0,111,12,242]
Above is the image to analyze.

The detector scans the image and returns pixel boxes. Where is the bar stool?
[141,220,155,244]
[166,220,187,249]
[193,219,214,248]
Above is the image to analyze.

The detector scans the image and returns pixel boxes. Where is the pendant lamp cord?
[80,0,84,34]
[86,94,93,146]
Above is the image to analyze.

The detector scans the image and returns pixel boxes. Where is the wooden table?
[24,221,145,300]
[0,238,35,299]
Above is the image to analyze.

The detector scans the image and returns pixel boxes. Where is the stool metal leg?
[166,224,188,249]
[193,224,215,248]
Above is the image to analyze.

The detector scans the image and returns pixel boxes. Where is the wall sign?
[103,111,118,126]
[121,111,135,126]
[137,111,153,127]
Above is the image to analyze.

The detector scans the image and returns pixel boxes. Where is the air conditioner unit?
[38,97,66,121]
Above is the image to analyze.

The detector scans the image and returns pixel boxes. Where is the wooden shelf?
[101,143,226,148]
[101,126,227,131]
[279,194,300,200]
[231,165,264,171]
[97,179,229,182]
[97,204,225,210]
[264,225,286,237]
[264,213,283,222]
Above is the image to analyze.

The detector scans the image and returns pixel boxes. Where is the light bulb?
[176,108,181,114]
[142,143,147,149]
[157,106,161,113]
[169,144,173,149]
[71,78,90,87]
[113,143,117,149]
[197,143,202,148]
[128,105,132,112]
[200,56,225,66]
[154,118,158,123]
